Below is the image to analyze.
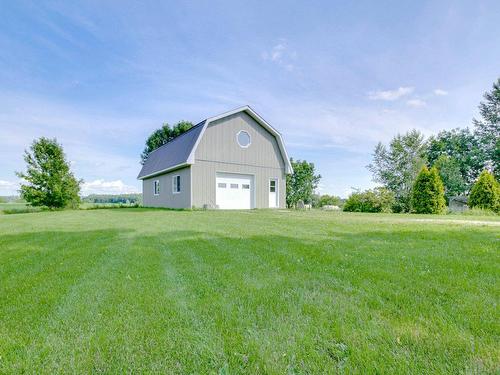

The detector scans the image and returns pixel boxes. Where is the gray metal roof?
[137,121,205,179]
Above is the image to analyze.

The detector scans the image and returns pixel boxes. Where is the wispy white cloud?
[368,87,414,101]
[262,41,296,71]
[406,98,427,107]
[433,89,448,96]
[81,179,140,195]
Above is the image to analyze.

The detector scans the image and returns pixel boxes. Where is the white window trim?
[153,180,160,196]
[236,130,251,148]
[172,175,181,194]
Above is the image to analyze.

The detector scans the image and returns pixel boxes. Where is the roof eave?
[137,162,191,180]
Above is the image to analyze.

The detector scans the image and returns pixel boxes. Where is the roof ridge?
[146,120,205,158]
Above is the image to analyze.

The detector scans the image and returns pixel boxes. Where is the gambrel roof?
[137,106,293,180]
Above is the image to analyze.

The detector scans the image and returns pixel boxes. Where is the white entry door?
[216,173,253,209]
[269,179,278,208]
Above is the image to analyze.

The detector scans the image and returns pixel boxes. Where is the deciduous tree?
[286,159,321,208]
[432,155,467,201]
[426,128,485,190]
[473,78,500,180]
[16,137,81,209]
[141,121,193,164]
[367,130,427,212]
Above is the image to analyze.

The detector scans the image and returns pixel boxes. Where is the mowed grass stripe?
[0,230,117,356]
[0,209,498,373]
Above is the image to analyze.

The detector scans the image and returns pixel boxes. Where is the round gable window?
[237,130,251,148]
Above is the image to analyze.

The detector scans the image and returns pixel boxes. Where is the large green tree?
[286,159,321,208]
[16,137,82,209]
[468,170,500,212]
[367,129,427,212]
[141,121,193,164]
[426,128,486,190]
[432,155,467,202]
[473,78,500,180]
[410,166,446,214]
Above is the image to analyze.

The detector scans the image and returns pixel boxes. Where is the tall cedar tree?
[16,137,81,209]
[368,129,427,212]
[468,170,500,212]
[411,166,446,214]
[286,159,321,208]
[141,121,193,164]
[473,78,500,180]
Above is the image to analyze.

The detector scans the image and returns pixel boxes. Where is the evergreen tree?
[473,78,500,179]
[468,170,500,212]
[16,137,82,209]
[411,166,446,214]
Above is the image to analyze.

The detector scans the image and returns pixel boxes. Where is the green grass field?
[0,209,498,374]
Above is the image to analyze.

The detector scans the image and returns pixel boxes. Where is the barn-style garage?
[138,106,293,209]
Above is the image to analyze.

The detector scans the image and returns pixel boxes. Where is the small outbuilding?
[138,106,293,209]
[448,195,469,212]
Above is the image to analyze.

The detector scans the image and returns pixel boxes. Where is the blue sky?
[1,1,499,197]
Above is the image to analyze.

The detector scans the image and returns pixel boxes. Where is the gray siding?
[142,167,191,208]
[192,112,286,208]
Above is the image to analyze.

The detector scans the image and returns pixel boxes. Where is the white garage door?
[216,173,253,209]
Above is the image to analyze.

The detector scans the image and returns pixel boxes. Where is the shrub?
[80,203,141,210]
[2,207,43,215]
[321,194,341,207]
[343,187,395,213]
[468,170,500,213]
[411,166,446,214]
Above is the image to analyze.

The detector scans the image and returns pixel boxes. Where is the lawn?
[0,209,498,374]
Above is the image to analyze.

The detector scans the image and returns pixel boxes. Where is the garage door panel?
[216,173,253,209]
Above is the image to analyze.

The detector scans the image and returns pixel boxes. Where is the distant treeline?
[82,194,142,204]
[0,196,24,203]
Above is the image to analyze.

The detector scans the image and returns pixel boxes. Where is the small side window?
[269,180,276,193]
[172,175,181,193]
[154,180,160,195]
